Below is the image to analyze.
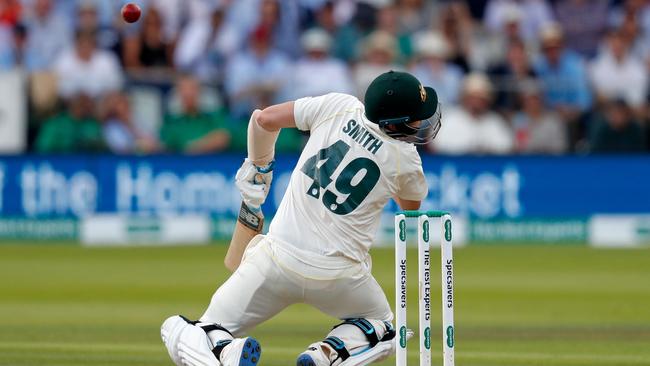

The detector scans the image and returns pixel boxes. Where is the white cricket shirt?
[267,93,427,263]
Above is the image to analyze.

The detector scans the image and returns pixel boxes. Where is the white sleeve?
[293,93,359,132]
[629,66,648,107]
[105,53,124,92]
[395,152,428,201]
[486,116,514,154]
[174,22,207,69]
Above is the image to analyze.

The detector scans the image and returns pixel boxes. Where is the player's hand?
[235,158,274,212]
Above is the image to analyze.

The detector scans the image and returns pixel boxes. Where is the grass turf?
[1,243,649,366]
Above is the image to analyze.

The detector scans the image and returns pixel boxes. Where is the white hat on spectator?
[540,23,564,45]
[363,0,393,8]
[301,28,332,53]
[414,31,450,59]
[77,0,97,11]
[502,4,522,25]
[463,73,493,100]
[364,30,396,59]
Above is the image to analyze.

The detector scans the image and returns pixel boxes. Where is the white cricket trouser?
[200,235,393,336]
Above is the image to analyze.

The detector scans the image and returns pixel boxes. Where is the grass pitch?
[1,243,649,366]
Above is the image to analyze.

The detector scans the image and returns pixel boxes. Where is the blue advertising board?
[0,155,649,220]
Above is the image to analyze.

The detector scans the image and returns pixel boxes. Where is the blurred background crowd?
[0,0,648,155]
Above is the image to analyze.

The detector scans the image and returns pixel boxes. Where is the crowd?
[0,0,649,155]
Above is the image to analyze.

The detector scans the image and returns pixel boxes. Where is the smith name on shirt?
[341,119,383,155]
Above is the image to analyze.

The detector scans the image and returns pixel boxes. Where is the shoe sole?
[239,337,262,366]
[296,354,316,366]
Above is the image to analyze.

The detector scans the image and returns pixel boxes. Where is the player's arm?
[226,103,296,272]
[227,95,334,271]
[394,152,427,212]
[255,101,296,131]
[394,196,421,210]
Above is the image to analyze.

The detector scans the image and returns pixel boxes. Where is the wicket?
[394,211,455,366]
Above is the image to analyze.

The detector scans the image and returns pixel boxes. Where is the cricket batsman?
[161,70,441,366]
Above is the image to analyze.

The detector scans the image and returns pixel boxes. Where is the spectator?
[498,5,525,43]
[185,0,224,23]
[225,24,291,119]
[617,7,650,64]
[54,29,124,99]
[284,28,353,100]
[123,6,173,70]
[353,31,402,98]
[589,30,648,112]
[431,73,514,154]
[12,22,26,65]
[256,0,300,57]
[34,94,104,153]
[226,0,300,57]
[147,0,184,43]
[609,0,650,40]
[439,2,472,72]
[76,0,119,51]
[0,0,20,26]
[174,5,237,82]
[23,0,72,71]
[395,0,437,35]
[554,0,609,58]
[440,1,500,72]
[409,31,463,105]
[483,0,554,43]
[534,24,591,126]
[513,81,568,154]
[82,0,120,29]
[488,38,537,115]
[484,2,539,58]
[111,0,185,44]
[76,1,97,33]
[330,1,376,63]
[589,99,646,153]
[161,76,230,154]
[312,1,336,34]
[48,0,78,22]
[376,4,413,62]
[100,92,159,154]
[0,24,13,68]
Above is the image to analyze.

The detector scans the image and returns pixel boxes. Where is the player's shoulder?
[295,92,362,114]
[294,93,364,131]
[318,92,364,109]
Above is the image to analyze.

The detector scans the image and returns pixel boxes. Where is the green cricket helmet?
[364,70,442,144]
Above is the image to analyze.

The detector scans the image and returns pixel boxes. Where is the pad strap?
[200,323,233,337]
[380,321,396,342]
[323,336,350,362]
[178,315,234,361]
[201,324,234,361]
[179,315,199,325]
[178,315,234,337]
[334,318,380,348]
[211,339,232,361]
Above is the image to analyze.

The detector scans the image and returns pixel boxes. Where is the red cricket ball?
[121,3,141,23]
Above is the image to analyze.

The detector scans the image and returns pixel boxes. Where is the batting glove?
[235,158,274,212]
